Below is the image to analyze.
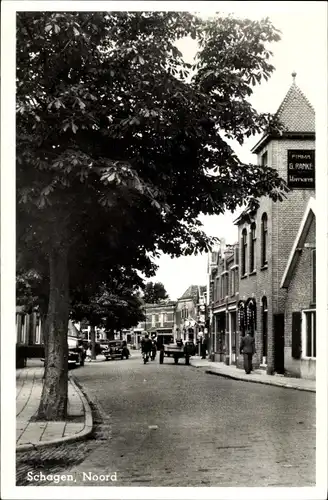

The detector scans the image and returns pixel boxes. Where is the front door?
[230,312,237,364]
[273,314,285,374]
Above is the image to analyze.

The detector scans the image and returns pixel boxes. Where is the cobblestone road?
[17,354,315,487]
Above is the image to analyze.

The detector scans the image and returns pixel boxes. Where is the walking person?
[239,331,255,374]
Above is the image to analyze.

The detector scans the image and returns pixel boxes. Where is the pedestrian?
[86,345,92,362]
[239,331,256,374]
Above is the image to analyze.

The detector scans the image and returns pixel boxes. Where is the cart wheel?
[159,351,164,364]
[174,356,178,364]
[185,355,190,365]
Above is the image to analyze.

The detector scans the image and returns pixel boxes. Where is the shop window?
[249,223,256,272]
[303,310,316,359]
[241,228,247,276]
[261,213,268,267]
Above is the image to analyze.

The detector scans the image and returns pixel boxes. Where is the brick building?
[234,75,315,375]
[174,285,206,342]
[144,301,176,344]
[208,242,239,364]
[281,197,316,379]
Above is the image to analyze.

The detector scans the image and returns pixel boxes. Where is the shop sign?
[287,150,315,189]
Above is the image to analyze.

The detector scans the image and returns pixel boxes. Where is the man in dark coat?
[239,332,256,374]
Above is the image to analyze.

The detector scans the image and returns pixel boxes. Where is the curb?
[203,369,315,393]
[16,374,93,453]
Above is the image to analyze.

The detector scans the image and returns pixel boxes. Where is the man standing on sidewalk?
[239,331,255,374]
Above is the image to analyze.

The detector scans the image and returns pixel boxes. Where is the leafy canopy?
[17,11,287,276]
[143,282,169,304]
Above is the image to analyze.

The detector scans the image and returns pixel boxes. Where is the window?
[182,306,189,320]
[234,246,239,265]
[262,151,268,168]
[312,249,316,304]
[261,213,268,267]
[241,229,247,276]
[249,223,256,272]
[302,310,316,358]
[231,269,235,296]
[215,277,219,301]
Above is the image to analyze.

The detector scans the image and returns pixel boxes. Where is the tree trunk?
[90,325,96,360]
[38,245,69,420]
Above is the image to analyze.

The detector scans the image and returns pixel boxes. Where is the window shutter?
[291,312,302,359]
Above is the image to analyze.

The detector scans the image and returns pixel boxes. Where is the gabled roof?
[178,285,199,301]
[276,83,315,132]
[251,80,315,154]
[280,197,316,288]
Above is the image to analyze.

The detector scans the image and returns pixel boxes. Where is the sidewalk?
[16,359,93,452]
[190,357,316,393]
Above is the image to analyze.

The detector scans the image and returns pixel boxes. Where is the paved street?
[17,353,315,487]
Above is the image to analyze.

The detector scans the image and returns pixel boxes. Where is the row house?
[208,242,239,364]
[144,301,176,344]
[206,75,316,380]
[174,285,207,343]
[281,197,316,379]
[234,75,315,377]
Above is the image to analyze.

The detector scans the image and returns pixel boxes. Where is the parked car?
[103,341,130,361]
[41,336,85,367]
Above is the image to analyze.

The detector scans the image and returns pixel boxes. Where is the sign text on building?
[287,150,315,189]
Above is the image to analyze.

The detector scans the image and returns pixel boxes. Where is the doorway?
[262,297,268,365]
[273,313,285,374]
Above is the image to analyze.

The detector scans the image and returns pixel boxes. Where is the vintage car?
[103,341,130,361]
[41,336,85,367]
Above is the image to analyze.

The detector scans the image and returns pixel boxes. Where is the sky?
[145,1,326,300]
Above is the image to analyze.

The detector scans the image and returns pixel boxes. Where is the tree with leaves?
[71,275,146,359]
[17,11,287,420]
[143,282,169,304]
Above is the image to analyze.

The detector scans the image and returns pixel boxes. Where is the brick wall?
[236,137,315,372]
[284,217,316,379]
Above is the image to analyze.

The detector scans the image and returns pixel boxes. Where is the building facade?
[209,242,239,364]
[174,285,206,343]
[16,307,42,345]
[234,77,315,375]
[144,301,176,344]
[281,197,316,379]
